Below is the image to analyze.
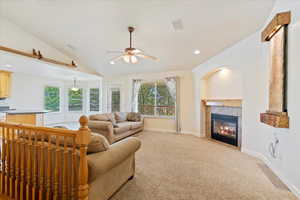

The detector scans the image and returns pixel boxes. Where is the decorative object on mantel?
[260,11,291,128]
[0,45,77,68]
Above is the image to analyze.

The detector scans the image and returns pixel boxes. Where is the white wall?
[203,67,243,99]
[193,0,300,197]
[103,70,197,135]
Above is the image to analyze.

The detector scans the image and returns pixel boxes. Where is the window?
[111,88,120,112]
[68,88,83,111]
[90,88,100,112]
[138,81,175,117]
[44,86,60,112]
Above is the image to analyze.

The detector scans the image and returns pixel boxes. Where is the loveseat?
[88,112,144,144]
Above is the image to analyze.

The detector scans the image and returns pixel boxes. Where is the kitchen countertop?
[2,110,50,115]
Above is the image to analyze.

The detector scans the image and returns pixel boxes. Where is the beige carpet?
[111,131,297,200]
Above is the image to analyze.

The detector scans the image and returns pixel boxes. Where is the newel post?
[77,115,91,200]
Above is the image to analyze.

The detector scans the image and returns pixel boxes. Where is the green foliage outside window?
[44,86,60,112]
[138,82,175,117]
[90,88,100,112]
[69,89,83,111]
[111,90,120,112]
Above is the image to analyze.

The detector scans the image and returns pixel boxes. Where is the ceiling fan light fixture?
[131,55,138,64]
[123,55,130,63]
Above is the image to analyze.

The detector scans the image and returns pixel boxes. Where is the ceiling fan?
[109,27,158,64]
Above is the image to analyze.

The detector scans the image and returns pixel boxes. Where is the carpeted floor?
[110,131,297,200]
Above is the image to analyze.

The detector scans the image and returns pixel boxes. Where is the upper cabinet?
[0,70,12,98]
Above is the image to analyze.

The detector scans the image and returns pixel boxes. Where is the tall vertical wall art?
[260,11,291,128]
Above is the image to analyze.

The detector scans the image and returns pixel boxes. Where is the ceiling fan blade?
[106,50,124,54]
[109,55,124,64]
[136,53,158,61]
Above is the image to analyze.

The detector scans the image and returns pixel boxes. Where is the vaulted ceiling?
[0,0,275,76]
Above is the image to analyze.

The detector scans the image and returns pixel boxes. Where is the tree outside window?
[44,86,60,112]
[69,88,83,111]
[90,88,100,112]
[111,89,120,112]
[138,81,175,117]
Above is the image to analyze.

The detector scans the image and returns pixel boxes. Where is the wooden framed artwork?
[260,11,291,128]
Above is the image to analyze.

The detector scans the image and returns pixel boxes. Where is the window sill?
[142,115,175,120]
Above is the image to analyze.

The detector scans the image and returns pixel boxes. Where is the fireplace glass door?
[211,114,238,146]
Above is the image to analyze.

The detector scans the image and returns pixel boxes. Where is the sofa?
[88,112,144,144]
[88,135,141,200]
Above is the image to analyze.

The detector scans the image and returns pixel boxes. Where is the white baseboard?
[242,148,300,199]
[144,128,177,133]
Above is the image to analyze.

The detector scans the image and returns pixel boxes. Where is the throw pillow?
[87,133,110,154]
[114,112,128,122]
[127,112,142,122]
[107,113,118,128]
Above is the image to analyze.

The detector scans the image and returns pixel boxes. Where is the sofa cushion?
[114,112,128,123]
[89,113,111,121]
[114,122,131,134]
[127,112,142,122]
[130,121,143,129]
[88,133,110,154]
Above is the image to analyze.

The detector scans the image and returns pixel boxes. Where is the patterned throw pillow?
[107,113,118,127]
[127,112,141,122]
[114,112,128,122]
[87,133,110,154]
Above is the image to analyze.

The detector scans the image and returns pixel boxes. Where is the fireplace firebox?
[211,113,238,146]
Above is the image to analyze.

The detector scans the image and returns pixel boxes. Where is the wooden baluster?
[5,128,10,196]
[39,133,45,200]
[71,137,77,200]
[53,136,60,200]
[0,126,5,194]
[26,130,32,200]
[20,130,25,200]
[62,136,68,200]
[9,128,15,198]
[77,116,91,200]
[15,129,21,200]
[46,135,52,200]
[32,131,38,200]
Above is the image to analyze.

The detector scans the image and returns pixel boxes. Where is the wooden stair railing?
[0,115,91,200]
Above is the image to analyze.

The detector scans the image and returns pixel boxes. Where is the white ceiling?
[0,0,275,76]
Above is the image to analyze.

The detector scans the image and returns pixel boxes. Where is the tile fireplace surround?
[202,100,242,148]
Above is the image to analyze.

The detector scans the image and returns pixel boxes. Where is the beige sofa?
[88,112,144,144]
[88,136,141,200]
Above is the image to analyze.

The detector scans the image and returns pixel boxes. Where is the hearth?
[211,113,238,146]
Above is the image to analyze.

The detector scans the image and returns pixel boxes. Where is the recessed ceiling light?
[194,50,201,55]
[110,61,115,65]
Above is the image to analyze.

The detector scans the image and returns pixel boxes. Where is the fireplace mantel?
[202,99,242,108]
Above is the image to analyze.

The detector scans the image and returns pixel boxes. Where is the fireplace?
[211,113,238,146]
